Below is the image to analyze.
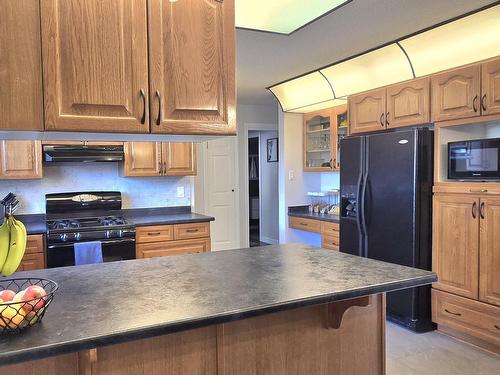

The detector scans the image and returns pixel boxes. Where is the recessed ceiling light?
[236,0,351,34]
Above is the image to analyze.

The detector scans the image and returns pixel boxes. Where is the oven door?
[47,238,136,268]
[448,139,500,180]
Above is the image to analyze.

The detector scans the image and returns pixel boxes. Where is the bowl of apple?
[0,278,58,334]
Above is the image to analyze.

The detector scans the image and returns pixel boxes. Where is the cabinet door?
[348,88,386,134]
[431,65,481,122]
[162,143,197,176]
[123,142,162,177]
[432,194,479,299]
[41,0,149,133]
[479,197,500,306]
[148,0,236,135]
[481,58,500,116]
[0,0,43,130]
[0,141,42,179]
[386,78,430,128]
[136,238,211,258]
[303,109,334,171]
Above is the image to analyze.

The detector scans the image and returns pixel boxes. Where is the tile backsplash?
[0,163,192,214]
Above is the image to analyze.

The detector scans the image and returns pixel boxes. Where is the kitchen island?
[0,244,436,374]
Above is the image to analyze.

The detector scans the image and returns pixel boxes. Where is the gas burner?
[97,216,127,226]
[50,219,80,230]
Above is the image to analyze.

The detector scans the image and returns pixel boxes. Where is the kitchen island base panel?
[2,294,386,375]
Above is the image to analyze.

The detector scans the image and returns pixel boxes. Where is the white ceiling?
[236,0,498,106]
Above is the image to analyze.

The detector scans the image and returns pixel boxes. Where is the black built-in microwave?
[448,137,500,180]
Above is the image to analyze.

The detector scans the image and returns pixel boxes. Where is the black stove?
[45,192,136,268]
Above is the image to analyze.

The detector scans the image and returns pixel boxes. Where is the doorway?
[248,130,279,247]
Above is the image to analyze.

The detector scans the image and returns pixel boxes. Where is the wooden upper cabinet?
[303,109,335,172]
[432,194,479,299]
[148,0,236,135]
[479,197,500,306]
[348,88,386,134]
[0,141,42,179]
[163,143,197,176]
[41,0,150,133]
[0,0,43,130]
[386,78,430,128]
[481,58,500,116]
[431,65,481,122]
[123,142,162,177]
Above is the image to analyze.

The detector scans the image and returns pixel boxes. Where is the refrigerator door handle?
[360,172,368,239]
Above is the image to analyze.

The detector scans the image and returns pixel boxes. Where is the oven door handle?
[47,238,136,249]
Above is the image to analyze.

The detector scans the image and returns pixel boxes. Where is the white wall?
[277,112,339,246]
[0,162,192,214]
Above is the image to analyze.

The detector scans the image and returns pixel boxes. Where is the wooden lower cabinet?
[2,294,385,375]
[432,194,479,299]
[136,222,211,258]
[432,289,500,353]
[0,141,43,180]
[289,217,340,251]
[288,216,321,233]
[17,235,45,272]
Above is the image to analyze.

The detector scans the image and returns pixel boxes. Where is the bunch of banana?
[0,216,27,276]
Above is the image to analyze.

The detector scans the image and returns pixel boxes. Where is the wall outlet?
[288,170,295,181]
[176,186,185,198]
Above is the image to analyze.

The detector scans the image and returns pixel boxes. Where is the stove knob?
[75,232,81,241]
[60,233,68,242]
[105,230,110,239]
[118,229,123,238]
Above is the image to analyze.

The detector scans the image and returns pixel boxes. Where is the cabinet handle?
[495,325,500,330]
[158,161,162,175]
[147,232,161,236]
[386,112,390,126]
[139,89,146,124]
[163,161,167,174]
[444,309,462,317]
[469,189,488,193]
[300,222,308,226]
[329,158,333,169]
[186,229,199,233]
[481,94,487,111]
[155,90,162,126]
[332,158,336,169]
[473,95,478,112]
[472,201,477,219]
[480,202,485,219]
[379,113,385,127]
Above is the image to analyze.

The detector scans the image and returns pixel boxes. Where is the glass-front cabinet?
[303,105,347,172]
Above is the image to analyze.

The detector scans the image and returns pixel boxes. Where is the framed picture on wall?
[267,138,278,162]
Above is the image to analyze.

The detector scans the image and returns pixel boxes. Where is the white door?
[206,138,238,250]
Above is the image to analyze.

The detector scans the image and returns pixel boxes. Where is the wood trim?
[433,183,500,195]
[438,325,500,356]
[434,112,500,128]
[324,296,371,329]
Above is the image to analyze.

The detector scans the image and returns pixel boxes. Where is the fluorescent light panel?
[269,4,500,113]
[287,99,348,114]
[236,0,350,34]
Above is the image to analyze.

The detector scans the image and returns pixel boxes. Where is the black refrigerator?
[340,128,434,332]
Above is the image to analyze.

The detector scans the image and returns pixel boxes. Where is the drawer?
[432,289,500,347]
[136,238,211,259]
[173,222,210,240]
[17,253,45,272]
[26,234,44,254]
[288,216,321,233]
[136,225,173,243]
[322,234,339,251]
[321,222,340,237]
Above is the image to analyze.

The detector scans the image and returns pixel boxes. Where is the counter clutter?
[0,244,436,374]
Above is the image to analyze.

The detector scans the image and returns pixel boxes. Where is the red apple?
[21,286,47,312]
[0,290,16,302]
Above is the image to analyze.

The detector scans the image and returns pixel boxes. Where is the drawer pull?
[470,189,488,193]
[300,222,308,226]
[186,229,199,233]
[495,325,500,330]
[147,232,161,236]
[444,309,462,317]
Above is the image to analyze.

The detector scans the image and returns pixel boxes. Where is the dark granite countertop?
[123,206,214,226]
[15,214,46,235]
[288,205,339,223]
[14,207,214,236]
[0,243,436,365]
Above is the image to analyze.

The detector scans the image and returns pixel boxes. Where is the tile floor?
[386,322,500,374]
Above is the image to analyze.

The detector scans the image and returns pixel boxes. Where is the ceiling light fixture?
[236,0,352,35]
[268,3,500,113]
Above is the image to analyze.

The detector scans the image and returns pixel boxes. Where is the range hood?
[43,144,124,163]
